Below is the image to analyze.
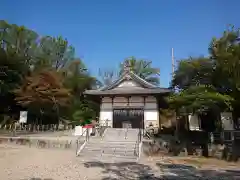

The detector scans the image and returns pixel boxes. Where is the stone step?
[81,153,136,159]
[79,128,140,161]
[84,145,136,149]
[89,140,137,143]
[80,153,137,160]
[82,146,136,152]
[85,144,136,149]
[81,148,102,152]
[85,146,136,150]
[80,156,137,163]
[102,128,139,142]
[84,146,135,151]
[102,139,138,141]
[81,149,136,156]
[87,141,137,144]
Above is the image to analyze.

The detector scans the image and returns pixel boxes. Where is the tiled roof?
[84,63,171,95]
[84,87,171,95]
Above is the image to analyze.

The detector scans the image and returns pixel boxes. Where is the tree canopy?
[14,69,71,112]
[170,26,240,115]
[0,20,98,124]
[120,57,160,85]
[1,19,240,127]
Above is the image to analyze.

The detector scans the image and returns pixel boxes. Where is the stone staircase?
[78,128,140,162]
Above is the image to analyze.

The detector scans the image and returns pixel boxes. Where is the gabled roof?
[84,61,171,96]
[84,87,171,95]
[99,70,157,91]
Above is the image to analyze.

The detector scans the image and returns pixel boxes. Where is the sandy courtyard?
[1,144,240,180]
[0,144,103,180]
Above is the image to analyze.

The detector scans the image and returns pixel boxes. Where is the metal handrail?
[125,128,128,139]
[95,119,110,138]
[144,127,154,139]
[76,128,90,155]
[96,119,110,127]
[134,128,142,157]
[75,120,110,156]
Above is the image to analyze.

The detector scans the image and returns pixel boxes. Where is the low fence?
[0,123,109,137]
[209,131,240,161]
[0,124,75,136]
[211,131,240,144]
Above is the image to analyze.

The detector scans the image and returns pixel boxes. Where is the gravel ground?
[0,144,103,180]
[1,144,240,180]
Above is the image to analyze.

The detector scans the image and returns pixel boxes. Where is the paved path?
[1,144,240,180]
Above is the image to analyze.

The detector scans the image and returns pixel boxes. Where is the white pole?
[171,48,175,77]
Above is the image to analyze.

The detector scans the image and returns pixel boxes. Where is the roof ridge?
[99,70,157,91]
[129,71,157,88]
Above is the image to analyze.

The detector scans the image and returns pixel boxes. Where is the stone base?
[208,144,225,159]
[0,136,82,150]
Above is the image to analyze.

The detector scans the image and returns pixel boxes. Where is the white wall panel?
[99,111,113,127]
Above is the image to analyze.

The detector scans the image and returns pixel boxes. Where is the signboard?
[19,111,28,123]
[221,112,234,130]
[188,114,200,131]
[74,125,83,136]
[74,125,93,136]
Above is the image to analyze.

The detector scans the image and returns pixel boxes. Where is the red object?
[83,124,93,128]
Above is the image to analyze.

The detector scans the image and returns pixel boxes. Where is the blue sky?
[1,0,239,87]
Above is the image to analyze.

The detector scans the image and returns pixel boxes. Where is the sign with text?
[19,111,28,123]
[221,112,234,130]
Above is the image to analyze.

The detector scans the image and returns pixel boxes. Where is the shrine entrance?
[113,109,144,129]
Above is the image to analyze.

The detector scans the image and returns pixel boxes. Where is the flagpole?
[171,48,175,78]
[171,47,178,139]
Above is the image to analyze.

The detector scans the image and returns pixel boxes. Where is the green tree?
[169,57,233,115]
[63,59,99,122]
[171,57,214,90]
[119,57,160,85]
[35,36,75,70]
[209,26,240,109]
[209,26,240,88]
[0,49,28,95]
[14,69,71,123]
[168,26,240,122]
[0,20,99,125]
[0,20,38,65]
[98,68,118,87]
[0,20,35,117]
[168,85,233,114]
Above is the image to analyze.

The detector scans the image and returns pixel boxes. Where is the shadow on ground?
[23,179,54,180]
[84,161,240,180]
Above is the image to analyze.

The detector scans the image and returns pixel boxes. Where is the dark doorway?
[113,109,144,129]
